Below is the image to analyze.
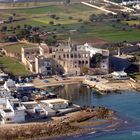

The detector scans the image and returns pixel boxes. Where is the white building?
[0,98,26,124]
[111,71,129,80]
[77,43,109,57]
[77,43,110,73]
[22,101,56,117]
[4,79,16,91]
[121,0,140,5]
[133,4,140,9]
[40,98,70,110]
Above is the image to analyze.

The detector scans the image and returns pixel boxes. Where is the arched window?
[67,54,69,58]
[71,54,73,58]
[86,61,88,64]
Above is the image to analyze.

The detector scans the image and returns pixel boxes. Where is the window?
[49,48,52,53]
[67,54,69,58]
[79,54,81,58]
[71,54,73,58]
[6,118,12,121]
[86,61,88,64]
[47,67,51,70]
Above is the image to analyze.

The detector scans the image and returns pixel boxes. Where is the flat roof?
[112,71,127,76]
[40,98,69,104]
[22,101,37,105]
[16,83,34,88]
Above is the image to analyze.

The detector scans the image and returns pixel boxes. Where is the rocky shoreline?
[0,107,124,140]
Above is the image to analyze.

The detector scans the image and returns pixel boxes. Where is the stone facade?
[21,43,90,75]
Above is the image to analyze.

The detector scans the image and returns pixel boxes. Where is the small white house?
[22,101,56,117]
[111,71,129,80]
[0,98,26,124]
[4,79,16,91]
[40,98,70,110]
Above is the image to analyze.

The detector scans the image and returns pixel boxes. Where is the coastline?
[33,76,140,94]
[0,107,124,140]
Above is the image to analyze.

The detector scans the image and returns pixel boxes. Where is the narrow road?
[81,1,117,15]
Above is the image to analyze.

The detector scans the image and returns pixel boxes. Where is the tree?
[10,26,13,31]
[78,18,83,22]
[90,53,103,68]
[24,24,27,29]
[81,66,89,74]
[89,14,96,22]
[1,26,7,32]
[8,16,13,22]
[64,0,71,5]
[57,23,61,26]
[80,25,84,29]
[16,25,21,29]
[45,36,57,45]
[27,25,32,30]
[32,35,41,43]
[32,26,39,32]
[49,21,54,25]
[13,13,16,16]
[50,14,56,19]
[16,29,30,40]
[69,16,73,20]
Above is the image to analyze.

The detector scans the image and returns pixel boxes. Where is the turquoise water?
[54,84,140,140]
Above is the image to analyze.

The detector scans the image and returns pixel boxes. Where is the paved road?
[33,76,85,88]
[81,1,117,15]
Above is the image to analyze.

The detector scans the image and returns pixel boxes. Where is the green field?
[2,43,37,54]
[0,55,30,76]
[130,73,140,81]
[1,3,140,43]
[0,3,140,76]
[0,2,49,9]
[123,20,140,25]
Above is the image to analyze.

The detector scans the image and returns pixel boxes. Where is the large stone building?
[21,43,90,75]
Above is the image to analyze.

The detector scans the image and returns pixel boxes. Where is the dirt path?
[81,1,117,15]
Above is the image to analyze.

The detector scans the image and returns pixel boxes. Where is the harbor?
[33,73,140,93]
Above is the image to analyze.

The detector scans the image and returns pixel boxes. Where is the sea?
[52,83,140,140]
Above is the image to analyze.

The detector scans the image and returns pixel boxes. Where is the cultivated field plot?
[1,3,140,43]
[0,55,30,76]
[2,43,37,54]
[0,2,49,9]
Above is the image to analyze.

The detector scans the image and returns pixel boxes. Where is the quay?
[33,76,84,88]
[33,75,140,93]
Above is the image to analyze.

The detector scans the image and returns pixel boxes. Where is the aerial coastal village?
[0,0,139,139]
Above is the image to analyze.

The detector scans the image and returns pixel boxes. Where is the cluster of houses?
[0,73,80,124]
[0,95,78,124]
